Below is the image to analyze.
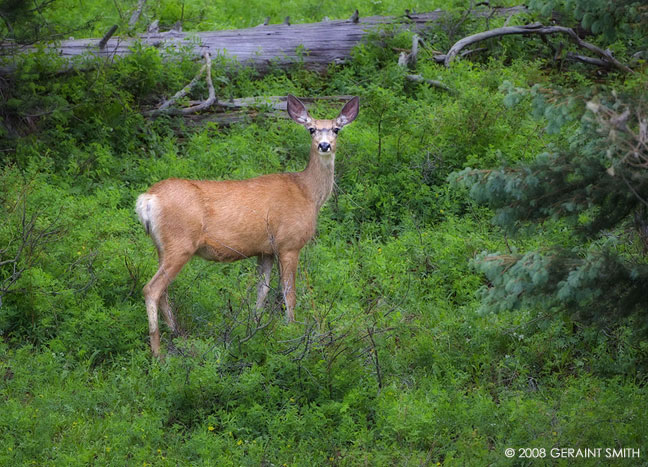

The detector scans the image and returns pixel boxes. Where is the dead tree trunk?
[9,6,526,71]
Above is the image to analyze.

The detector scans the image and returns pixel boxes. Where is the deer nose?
[318,142,331,152]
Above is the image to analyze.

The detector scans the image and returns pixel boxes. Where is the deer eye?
[333,128,340,134]
[308,128,316,134]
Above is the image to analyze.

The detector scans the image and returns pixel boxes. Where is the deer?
[135,95,360,356]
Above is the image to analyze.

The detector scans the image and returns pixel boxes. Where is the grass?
[1,0,647,465]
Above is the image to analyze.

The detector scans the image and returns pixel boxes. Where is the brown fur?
[136,95,359,356]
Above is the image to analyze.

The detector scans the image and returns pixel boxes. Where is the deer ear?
[335,96,359,128]
[286,95,312,125]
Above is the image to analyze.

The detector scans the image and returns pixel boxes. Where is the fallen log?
[6,6,526,71]
[181,95,354,126]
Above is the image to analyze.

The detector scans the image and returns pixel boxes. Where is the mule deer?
[135,95,359,356]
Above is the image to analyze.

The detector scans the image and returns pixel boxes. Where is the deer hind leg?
[278,250,300,322]
[256,254,274,310]
[159,290,180,336]
[143,251,192,357]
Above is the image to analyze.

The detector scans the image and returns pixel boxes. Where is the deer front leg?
[256,254,273,309]
[278,250,300,322]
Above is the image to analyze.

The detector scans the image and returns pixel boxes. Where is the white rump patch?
[135,193,162,248]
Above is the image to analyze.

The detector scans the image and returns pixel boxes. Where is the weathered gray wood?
[17,6,526,71]
[183,95,355,125]
[405,74,452,92]
[128,0,147,28]
[147,51,215,116]
[443,22,633,73]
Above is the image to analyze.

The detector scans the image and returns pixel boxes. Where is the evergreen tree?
[452,82,648,331]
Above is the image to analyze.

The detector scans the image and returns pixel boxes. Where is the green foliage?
[453,74,648,330]
[471,248,648,326]
[1,1,647,464]
[528,0,648,43]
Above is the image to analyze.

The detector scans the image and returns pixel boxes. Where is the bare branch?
[395,33,452,93]
[366,326,383,390]
[157,64,206,111]
[0,194,64,307]
[405,74,453,92]
[146,51,215,116]
[443,23,633,73]
[433,47,487,63]
[98,25,118,50]
[128,0,148,29]
[177,51,215,114]
[566,52,611,68]
[162,95,355,125]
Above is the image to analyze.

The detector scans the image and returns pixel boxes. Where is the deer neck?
[298,148,335,210]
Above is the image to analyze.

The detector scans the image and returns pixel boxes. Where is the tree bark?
[9,6,526,71]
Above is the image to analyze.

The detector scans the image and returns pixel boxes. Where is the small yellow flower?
[290,397,295,402]
[208,425,215,431]
[237,439,243,446]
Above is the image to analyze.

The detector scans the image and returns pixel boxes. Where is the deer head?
[287,94,359,155]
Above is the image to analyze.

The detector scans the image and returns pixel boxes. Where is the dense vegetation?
[1,0,647,464]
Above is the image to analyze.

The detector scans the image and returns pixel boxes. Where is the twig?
[366,326,383,390]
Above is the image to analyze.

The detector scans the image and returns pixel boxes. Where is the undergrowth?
[1,1,646,465]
